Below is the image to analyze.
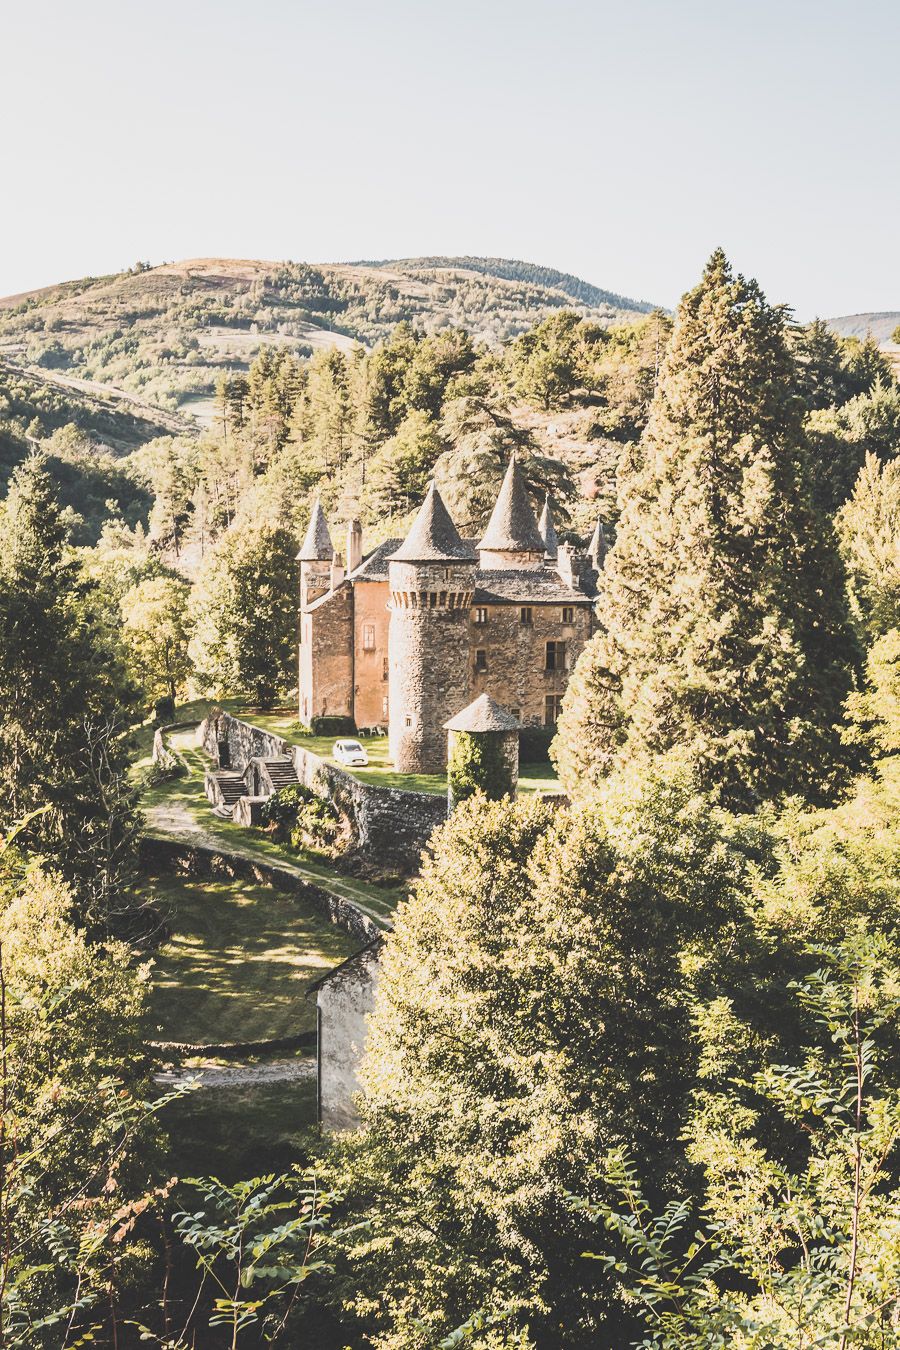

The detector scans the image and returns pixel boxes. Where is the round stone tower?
[388,482,476,774]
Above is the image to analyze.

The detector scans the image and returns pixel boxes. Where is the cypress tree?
[554,251,858,808]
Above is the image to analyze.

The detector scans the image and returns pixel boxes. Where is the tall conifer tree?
[0,457,141,922]
[554,251,857,807]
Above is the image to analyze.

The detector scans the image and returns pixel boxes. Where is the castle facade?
[298,457,603,773]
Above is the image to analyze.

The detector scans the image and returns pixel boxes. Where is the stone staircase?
[260,757,300,793]
[208,771,247,807]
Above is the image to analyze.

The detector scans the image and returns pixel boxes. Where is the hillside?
[828,312,900,342]
[0,256,653,444]
[353,255,657,314]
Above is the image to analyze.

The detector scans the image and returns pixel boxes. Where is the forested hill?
[829,312,900,343]
[351,256,657,314]
[0,256,653,427]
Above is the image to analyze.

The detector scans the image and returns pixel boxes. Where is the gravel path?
[155,1058,316,1090]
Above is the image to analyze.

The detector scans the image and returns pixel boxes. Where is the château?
[298,457,604,773]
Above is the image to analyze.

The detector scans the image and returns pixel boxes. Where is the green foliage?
[837,452,900,638]
[262,783,341,853]
[367,409,445,517]
[507,310,607,409]
[165,1173,334,1346]
[0,458,143,924]
[447,732,513,804]
[188,522,299,708]
[572,932,900,1350]
[121,573,192,705]
[308,714,357,736]
[555,250,857,809]
[0,854,165,1345]
[807,380,900,513]
[332,761,771,1347]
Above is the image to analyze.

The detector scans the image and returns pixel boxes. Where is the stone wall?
[467,601,593,727]
[140,835,381,943]
[300,585,354,725]
[200,711,447,871]
[315,942,382,1131]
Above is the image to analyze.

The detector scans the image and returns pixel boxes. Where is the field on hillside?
[0,256,652,440]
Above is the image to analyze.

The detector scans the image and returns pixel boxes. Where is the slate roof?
[478,456,546,554]
[444,693,523,733]
[305,938,384,997]
[390,482,476,563]
[473,569,593,605]
[538,494,558,559]
[347,538,402,580]
[297,500,335,561]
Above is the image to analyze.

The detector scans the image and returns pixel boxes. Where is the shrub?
[519,725,554,762]
[448,732,513,805]
[262,783,341,853]
[309,714,357,737]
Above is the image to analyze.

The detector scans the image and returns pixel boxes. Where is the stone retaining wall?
[200,710,448,871]
[140,836,382,942]
[150,1029,316,1060]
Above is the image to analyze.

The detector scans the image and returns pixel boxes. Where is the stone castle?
[298,457,604,773]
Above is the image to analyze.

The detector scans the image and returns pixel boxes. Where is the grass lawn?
[135,727,404,925]
[142,870,357,1045]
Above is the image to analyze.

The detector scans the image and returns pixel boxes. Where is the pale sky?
[2,0,898,319]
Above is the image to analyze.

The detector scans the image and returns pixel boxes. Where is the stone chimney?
[330,550,345,591]
[347,519,363,574]
[556,542,578,589]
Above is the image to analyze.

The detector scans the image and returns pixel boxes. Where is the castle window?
[362,622,376,651]
[429,592,438,608]
[382,657,389,681]
[520,606,533,626]
[444,568,452,581]
[439,591,447,607]
[474,606,488,625]
[405,715,413,728]
[561,606,574,624]
[545,640,566,671]
[475,649,488,672]
[545,694,564,724]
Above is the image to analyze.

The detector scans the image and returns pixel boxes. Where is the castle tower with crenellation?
[387,482,476,773]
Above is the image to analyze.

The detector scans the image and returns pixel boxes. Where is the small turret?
[538,493,558,560]
[478,456,545,570]
[388,483,476,773]
[587,519,607,573]
[298,500,335,608]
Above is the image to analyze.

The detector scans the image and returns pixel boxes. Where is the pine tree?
[0,458,141,923]
[555,251,858,808]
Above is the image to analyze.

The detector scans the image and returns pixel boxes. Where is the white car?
[333,738,369,767]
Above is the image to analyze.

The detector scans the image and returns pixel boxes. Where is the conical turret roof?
[298,500,334,561]
[444,693,523,732]
[478,456,545,554]
[390,481,474,563]
[587,518,607,568]
[538,493,558,559]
